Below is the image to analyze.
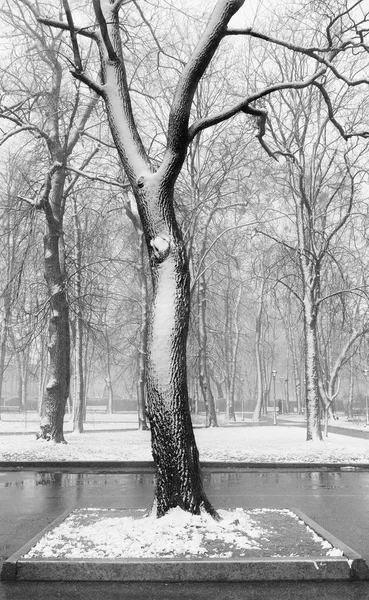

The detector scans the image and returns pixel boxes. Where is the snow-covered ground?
[1,415,368,463]
[24,507,343,560]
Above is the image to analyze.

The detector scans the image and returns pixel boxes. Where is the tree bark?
[140,186,215,516]
[36,165,71,443]
[303,295,322,441]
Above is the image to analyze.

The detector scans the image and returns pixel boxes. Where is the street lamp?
[272,369,277,425]
[363,369,369,427]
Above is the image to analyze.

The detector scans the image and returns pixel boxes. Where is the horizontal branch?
[188,67,326,141]
[0,125,45,146]
[37,17,97,40]
[165,0,245,159]
[66,166,130,190]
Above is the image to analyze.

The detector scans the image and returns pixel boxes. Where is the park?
[1,0,369,598]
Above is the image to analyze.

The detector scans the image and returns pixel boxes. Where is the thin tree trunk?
[224,284,236,421]
[252,299,264,421]
[72,193,84,433]
[229,284,242,419]
[137,232,149,430]
[303,297,322,441]
[198,273,218,427]
[347,357,354,419]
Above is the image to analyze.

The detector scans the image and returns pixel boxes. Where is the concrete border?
[2,508,369,582]
[0,461,369,472]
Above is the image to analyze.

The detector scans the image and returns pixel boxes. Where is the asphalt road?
[1,467,369,599]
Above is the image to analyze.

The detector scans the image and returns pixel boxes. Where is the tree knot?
[150,235,171,261]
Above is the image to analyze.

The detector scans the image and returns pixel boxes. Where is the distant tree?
[0,1,98,441]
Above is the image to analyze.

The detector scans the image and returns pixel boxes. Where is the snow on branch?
[165,0,244,157]
[188,67,326,154]
[37,17,97,40]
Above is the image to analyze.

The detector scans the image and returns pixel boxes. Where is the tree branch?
[188,67,326,142]
[37,17,97,40]
[62,0,83,73]
[92,0,118,62]
[164,0,244,166]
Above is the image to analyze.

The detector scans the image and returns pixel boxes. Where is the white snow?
[1,417,369,463]
[23,507,341,560]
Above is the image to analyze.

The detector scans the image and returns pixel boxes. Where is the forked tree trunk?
[65,0,244,517]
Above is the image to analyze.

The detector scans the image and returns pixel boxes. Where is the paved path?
[1,467,369,599]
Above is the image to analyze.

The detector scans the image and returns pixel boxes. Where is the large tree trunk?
[38,220,70,442]
[198,273,218,428]
[37,169,71,443]
[139,185,215,517]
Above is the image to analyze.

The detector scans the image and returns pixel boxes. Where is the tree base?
[36,424,67,444]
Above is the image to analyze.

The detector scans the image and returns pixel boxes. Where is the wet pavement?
[1,468,369,599]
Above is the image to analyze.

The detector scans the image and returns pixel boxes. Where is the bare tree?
[0,1,99,441]
[38,0,369,512]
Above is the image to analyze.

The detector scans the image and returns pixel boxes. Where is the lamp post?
[363,369,369,427]
[272,369,277,425]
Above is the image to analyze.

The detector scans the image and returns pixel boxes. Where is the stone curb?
[0,461,369,472]
[2,508,369,582]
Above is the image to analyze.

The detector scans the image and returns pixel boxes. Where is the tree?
[38,0,369,512]
[0,1,100,441]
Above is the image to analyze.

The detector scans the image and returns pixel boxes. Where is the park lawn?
[1,425,369,463]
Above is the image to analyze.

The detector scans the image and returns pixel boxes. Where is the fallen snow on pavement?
[1,426,368,463]
[24,507,342,560]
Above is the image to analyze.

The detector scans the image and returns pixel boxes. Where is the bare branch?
[37,17,97,40]
[188,67,326,141]
[164,0,244,163]
[314,82,369,139]
[92,0,118,62]
[66,166,130,190]
[62,0,83,73]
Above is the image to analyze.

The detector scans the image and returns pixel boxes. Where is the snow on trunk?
[146,231,216,517]
[38,226,70,443]
[303,296,322,442]
[37,169,70,444]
